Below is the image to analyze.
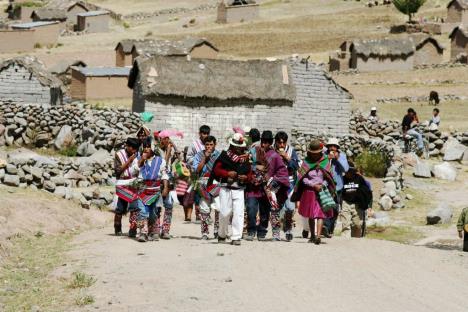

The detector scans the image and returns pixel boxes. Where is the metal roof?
[73,66,130,77]
[11,21,59,29]
[76,10,109,17]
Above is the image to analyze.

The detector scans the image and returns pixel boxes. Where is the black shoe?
[231,240,241,246]
[114,225,122,236]
[302,230,309,239]
[286,233,293,241]
[128,229,137,238]
[218,236,226,243]
[244,233,255,241]
[323,227,332,239]
[308,236,316,243]
[314,237,321,245]
[161,233,171,240]
[257,236,267,241]
[214,233,218,239]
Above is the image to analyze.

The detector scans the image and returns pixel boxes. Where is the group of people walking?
[113,124,373,245]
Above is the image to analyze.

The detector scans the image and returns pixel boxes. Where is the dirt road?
[68,211,467,312]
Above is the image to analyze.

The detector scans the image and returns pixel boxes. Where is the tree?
[392,0,427,23]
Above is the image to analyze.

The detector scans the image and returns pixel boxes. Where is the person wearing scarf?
[274,131,300,242]
[292,140,336,245]
[212,133,252,246]
[192,135,221,240]
[135,137,169,242]
[114,137,140,237]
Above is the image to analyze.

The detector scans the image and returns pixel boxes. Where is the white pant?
[199,196,220,214]
[218,187,245,240]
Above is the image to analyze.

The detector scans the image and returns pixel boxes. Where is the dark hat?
[261,130,274,141]
[126,137,140,149]
[307,139,323,153]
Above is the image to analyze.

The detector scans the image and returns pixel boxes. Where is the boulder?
[413,159,431,178]
[426,204,453,225]
[43,181,56,193]
[5,164,17,175]
[379,195,393,211]
[443,138,466,161]
[432,162,457,181]
[35,132,50,148]
[3,174,20,187]
[54,125,73,150]
[30,167,44,181]
[77,142,97,157]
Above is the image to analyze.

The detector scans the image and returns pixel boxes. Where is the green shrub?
[34,43,42,49]
[15,1,43,8]
[68,272,96,289]
[354,149,389,178]
[59,145,78,157]
[123,21,130,29]
[75,295,95,306]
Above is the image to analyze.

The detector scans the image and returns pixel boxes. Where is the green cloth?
[457,207,468,232]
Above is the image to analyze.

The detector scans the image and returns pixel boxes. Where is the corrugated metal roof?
[77,10,109,17]
[11,21,59,29]
[73,66,130,77]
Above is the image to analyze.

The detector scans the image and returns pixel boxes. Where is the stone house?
[412,35,445,66]
[0,29,35,53]
[128,56,351,147]
[446,0,468,24]
[0,57,63,106]
[217,0,259,24]
[130,38,219,62]
[449,26,468,62]
[11,21,61,46]
[76,10,110,33]
[70,67,131,100]
[31,9,67,31]
[8,4,36,22]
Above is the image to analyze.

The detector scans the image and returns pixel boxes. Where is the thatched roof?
[115,39,140,53]
[411,35,445,53]
[31,8,67,21]
[133,38,218,57]
[49,59,86,74]
[225,0,257,5]
[129,56,295,101]
[44,0,90,12]
[449,26,468,39]
[447,0,468,9]
[350,38,416,57]
[0,57,63,89]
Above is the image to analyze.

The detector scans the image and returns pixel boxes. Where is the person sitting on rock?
[457,207,468,252]
[428,108,440,127]
[367,107,379,123]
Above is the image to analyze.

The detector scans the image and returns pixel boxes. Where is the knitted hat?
[307,140,323,153]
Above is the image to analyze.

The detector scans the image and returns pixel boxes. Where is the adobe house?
[76,10,110,33]
[446,0,468,24]
[44,1,90,25]
[31,9,68,31]
[11,21,61,46]
[0,57,63,106]
[115,39,137,67]
[449,26,468,62]
[412,35,445,66]
[131,38,219,62]
[348,38,416,72]
[0,29,35,53]
[217,0,259,24]
[128,56,351,147]
[70,67,131,100]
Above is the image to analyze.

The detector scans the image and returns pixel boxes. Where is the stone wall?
[0,64,52,106]
[0,101,141,152]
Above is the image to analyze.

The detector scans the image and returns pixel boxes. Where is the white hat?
[229,133,247,148]
[371,107,377,111]
[326,138,340,148]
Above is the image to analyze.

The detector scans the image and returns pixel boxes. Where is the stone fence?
[0,101,142,154]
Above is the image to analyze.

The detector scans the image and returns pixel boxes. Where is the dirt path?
[67,210,467,312]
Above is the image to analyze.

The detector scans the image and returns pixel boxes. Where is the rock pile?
[0,102,142,152]
[376,94,466,104]
[0,148,115,208]
[124,3,217,20]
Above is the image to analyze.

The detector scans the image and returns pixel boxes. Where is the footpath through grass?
[0,233,96,311]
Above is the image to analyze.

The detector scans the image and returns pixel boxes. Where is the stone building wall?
[0,64,52,106]
[133,60,351,148]
[414,41,443,66]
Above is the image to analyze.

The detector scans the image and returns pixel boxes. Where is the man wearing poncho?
[192,135,221,240]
